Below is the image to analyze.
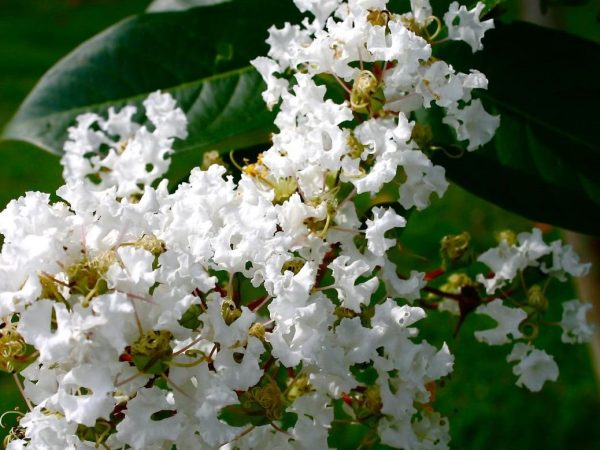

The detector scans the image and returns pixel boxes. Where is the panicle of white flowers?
[0,1,593,449]
[61,91,188,198]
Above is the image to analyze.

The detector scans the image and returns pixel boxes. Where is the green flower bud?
[496,229,517,246]
[132,234,166,257]
[363,385,382,414]
[221,299,242,325]
[347,132,365,159]
[272,177,298,205]
[351,70,379,111]
[249,323,266,341]
[367,9,391,27]
[527,285,548,313]
[0,325,28,373]
[440,232,473,269]
[131,330,173,375]
[201,150,226,170]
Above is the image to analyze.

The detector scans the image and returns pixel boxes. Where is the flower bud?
[351,70,378,111]
[272,177,298,204]
[496,229,517,246]
[286,374,311,401]
[527,285,548,313]
[249,323,266,341]
[367,9,391,27]
[221,299,242,325]
[0,325,27,373]
[363,385,382,414]
[201,150,226,170]
[440,232,473,269]
[132,234,166,257]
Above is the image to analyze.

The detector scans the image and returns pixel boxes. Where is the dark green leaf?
[0,140,63,209]
[2,0,301,157]
[433,21,600,235]
[218,403,270,427]
[541,0,591,12]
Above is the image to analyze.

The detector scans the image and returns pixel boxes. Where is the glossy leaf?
[432,21,600,235]
[2,0,301,156]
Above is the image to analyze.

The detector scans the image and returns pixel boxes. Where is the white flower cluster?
[465,229,591,392]
[2,136,453,449]
[253,0,500,204]
[477,228,591,295]
[0,1,593,449]
[61,91,188,198]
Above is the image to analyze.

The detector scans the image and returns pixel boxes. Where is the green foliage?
[432,21,600,236]
[2,0,301,158]
[541,0,592,10]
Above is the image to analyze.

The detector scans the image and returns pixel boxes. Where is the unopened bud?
[527,285,548,313]
[249,323,266,341]
[0,325,27,373]
[272,177,298,204]
[351,70,378,111]
[335,307,358,319]
[367,9,391,27]
[221,299,242,325]
[363,385,382,413]
[440,232,472,269]
[201,150,226,170]
[347,132,365,159]
[133,234,166,257]
[496,229,517,246]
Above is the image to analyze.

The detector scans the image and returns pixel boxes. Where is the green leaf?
[433,21,600,236]
[0,140,63,209]
[2,0,301,158]
[541,0,591,10]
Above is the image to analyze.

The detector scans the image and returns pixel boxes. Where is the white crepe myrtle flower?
[443,99,500,151]
[560,300,595,344]
[115,387,184,449]
[61,91,187,197]
[330,255,379,312]
[410,0,432,23]
[418,61,464,109]
[542,240,592,280]
[251,57,289,109]
[507,343,559,392]
[474,299,527,345]
[477,228,588,294]
[443,1,494,52]
[365,207,406,256]
[398,150,449,210]
[293,0,342,25]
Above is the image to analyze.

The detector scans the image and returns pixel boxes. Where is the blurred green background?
[0,0,598,448]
